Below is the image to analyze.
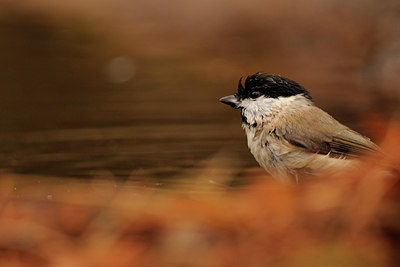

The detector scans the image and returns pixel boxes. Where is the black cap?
[237,72,312,100]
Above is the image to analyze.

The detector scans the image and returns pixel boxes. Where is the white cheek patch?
[239,94,308,125]
[240,97,274,124]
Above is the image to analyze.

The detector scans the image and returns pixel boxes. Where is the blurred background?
[1,1,400,266]
[0,0,399,180]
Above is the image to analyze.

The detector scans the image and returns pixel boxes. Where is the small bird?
[220,72,380,181]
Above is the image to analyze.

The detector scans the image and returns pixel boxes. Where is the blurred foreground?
[0,123,399,266]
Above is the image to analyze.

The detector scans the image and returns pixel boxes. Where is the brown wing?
[276,106,380,158]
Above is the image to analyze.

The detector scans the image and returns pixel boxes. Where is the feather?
[279,105,380,158]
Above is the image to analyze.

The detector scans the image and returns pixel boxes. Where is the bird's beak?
[219,95,240,109]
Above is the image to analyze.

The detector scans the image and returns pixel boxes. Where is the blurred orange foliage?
[0,123,399,267]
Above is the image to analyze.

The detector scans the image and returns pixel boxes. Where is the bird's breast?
[242,119,289,176]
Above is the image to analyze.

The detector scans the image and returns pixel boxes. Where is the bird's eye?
[250,91,261,98]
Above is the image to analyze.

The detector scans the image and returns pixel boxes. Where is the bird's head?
[220,72,312,109]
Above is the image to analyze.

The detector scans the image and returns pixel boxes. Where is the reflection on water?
[0,123,253,178]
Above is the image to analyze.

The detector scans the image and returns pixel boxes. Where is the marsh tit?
[220,72,380,180]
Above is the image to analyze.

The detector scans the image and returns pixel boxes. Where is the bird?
[219,72,380,181]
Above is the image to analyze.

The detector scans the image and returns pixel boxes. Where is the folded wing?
[276,105,380,158]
